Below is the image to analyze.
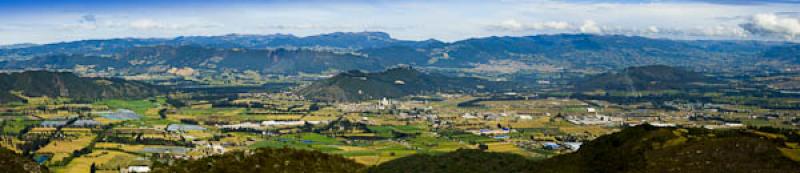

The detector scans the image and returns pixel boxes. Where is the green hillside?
[296,66,517,102]
[367,149,532,173]
[0,71,160,103]
[575,65,712,91]
[534,125,800,173]
[370,125,800,173]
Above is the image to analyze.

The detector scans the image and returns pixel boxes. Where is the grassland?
[53,149,141,173]
[95,99,161,116]
[36,133,96,164]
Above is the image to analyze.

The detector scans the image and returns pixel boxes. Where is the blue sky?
[1,0,799,44]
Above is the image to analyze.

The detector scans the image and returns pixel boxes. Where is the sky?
[1,0,800,45]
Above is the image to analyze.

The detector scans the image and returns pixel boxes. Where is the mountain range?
[1,32,798,75]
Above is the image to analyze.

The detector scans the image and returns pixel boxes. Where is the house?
[543,142,560,150]
[71,119,101,127]
[484,114,502,121]
[563,142,582,151]
[166,124,206,132]
[123,165,150,173]
[566,115,620,125]
[219,122,262,130]
[462,113,478,119]
[649,122,676,127]
[40,120,68,127]
[477,128,510,136]
[494,135,510,139]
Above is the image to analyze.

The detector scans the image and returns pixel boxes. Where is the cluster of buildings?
[219,120,328,131]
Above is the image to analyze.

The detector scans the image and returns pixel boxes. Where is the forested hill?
[0,71,160,103]
[575,65,713,91]
[151,147,366,173]
[371,125,800,173]
[0,147,48,173]
[296,66,519,102]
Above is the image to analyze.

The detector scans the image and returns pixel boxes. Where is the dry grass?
[94,142,175,153]
[37,134,96,163]
[54,150,140,173]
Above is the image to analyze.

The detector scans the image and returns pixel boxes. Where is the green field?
[95,99,160,115]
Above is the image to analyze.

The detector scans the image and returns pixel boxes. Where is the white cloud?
[129,19,163,30]
[129,19,215,30]
[487,19,572,32]
[647,26,660,33]
[579,20,602,34]
[740,13,800,39]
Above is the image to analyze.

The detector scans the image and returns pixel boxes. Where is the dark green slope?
[297,67,516,102]
[0,147,48,173]
[370,125,800,173]
[0,71,160,103]
[575,65,712,91]
[367,149,532,173]
[151,147,365,173]
[535,125,800,173]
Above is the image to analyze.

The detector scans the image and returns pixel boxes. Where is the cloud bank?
[1,0,800,44]
[740,13,800,39]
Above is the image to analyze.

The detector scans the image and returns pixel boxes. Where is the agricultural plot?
[53,149,142,173]
[36,133,96,164]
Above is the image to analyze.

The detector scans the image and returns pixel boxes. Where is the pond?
[33,154,52,164]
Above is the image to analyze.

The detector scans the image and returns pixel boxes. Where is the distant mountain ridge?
[0,31,437,61]
[296,66,517,102]
[1,32,799,75]
[1,45,383,74]
[0,71,160,103]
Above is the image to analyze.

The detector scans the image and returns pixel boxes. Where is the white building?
[124,166,150,173]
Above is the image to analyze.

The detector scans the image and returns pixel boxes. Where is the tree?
[158,108,168,119]
[90,162,97,173]
[478,143,489,151]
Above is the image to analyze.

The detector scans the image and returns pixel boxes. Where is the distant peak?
[319,31,392,39]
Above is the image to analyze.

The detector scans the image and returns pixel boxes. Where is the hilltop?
[0,71,160,103]
[371,125,800,173]
[367,149,532,173]
[296,67,516,102]
[533,125,800,173]
[575,65,712,91]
